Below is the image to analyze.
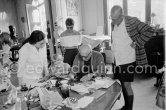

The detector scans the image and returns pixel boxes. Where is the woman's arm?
[17,45,28,85]
[42,46,49,77]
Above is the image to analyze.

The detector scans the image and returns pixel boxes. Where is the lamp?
[9,45,20,73]
[9,45,20,62]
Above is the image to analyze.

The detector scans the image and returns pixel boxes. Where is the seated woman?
[0,32,13,65]
[60,18,80,66]
[17,30,48,87]
[70,44,106,81]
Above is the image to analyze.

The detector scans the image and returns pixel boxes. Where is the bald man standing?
[70,44,105,81]
[110,5,154,110]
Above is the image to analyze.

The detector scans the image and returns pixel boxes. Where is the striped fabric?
[125,16,155,66]
[111,16,155,66]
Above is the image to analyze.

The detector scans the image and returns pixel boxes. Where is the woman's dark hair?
[0,32,12,46]
[65,18,74,27]
[22,30,45,46]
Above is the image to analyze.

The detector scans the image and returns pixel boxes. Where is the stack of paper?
[70,84,89,95]
[94,77,115,89]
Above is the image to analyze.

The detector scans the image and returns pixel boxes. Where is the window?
[38,4,47,34]
[0,12,7,20]
[106,0,165,36]
[32,10,40,23]
[26,0,47,35]
[151,0,165,28]
[128,0,145,22]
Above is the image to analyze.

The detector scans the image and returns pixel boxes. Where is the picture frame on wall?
[66,0,79,16]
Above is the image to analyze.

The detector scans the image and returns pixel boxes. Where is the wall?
[0,0,18,33]
[81,0,104,35]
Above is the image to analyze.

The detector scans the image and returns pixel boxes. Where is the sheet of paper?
[94,77,115,89]
[60,35,82,47]
[70,84,89,95]
[48,91,63,106]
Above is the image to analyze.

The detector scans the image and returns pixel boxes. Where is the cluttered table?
[0,57,121,110]
[0,74,121,110]
[60,81,121,110]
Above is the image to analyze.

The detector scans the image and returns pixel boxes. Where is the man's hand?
[69,73,75,80]
[80,74,94,82]
[130,41,136,49]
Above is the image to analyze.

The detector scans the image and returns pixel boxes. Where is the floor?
[112,74,162,110]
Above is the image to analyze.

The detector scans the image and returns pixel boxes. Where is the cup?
[60,83,69,99]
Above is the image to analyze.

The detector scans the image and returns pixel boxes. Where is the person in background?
[9,25,18,45]
[110,5,154,110]
[18,30,48,87]
[70,44,105,81]
[60,18,80,66]
[0,32,13,65]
